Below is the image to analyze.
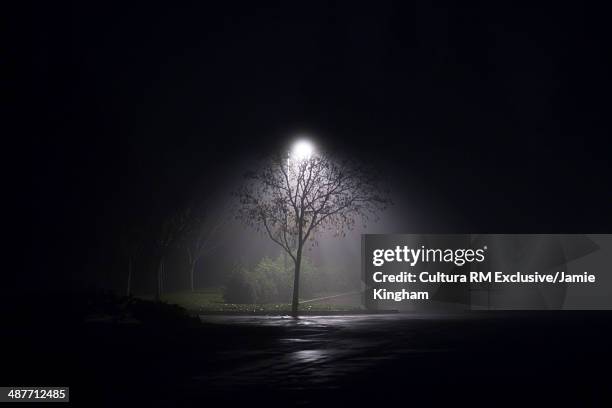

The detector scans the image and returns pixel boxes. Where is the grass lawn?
[138,288,361,314]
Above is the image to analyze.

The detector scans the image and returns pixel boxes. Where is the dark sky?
[13,1,611,290]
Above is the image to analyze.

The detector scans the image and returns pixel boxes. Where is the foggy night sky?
[11,1,612,291]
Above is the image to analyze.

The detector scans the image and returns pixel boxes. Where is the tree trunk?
[291,246,302,317]
[161,259,165,296]
[190,262,195,292]
[155,256,163,301]
[126,256,133,297]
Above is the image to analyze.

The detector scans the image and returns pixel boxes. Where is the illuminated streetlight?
[291,139,315,161]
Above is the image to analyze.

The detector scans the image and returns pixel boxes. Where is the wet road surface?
[183,313,612,406]
[5,312,612,406]
[195,315,456,390]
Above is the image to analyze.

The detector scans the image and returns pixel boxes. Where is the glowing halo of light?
[290,139,315,161]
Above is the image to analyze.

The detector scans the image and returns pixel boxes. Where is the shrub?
[223,264,257,303]
[127,298,200,327]
[223,255,318,304]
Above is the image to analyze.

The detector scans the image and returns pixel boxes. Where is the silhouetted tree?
[119,226,143,297]
[181,203,226,292]
[236,148,390,316]
[154,208,192,300]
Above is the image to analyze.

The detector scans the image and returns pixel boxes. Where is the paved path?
[183,313,612,406]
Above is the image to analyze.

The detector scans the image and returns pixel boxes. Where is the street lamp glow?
[291,139,314,161]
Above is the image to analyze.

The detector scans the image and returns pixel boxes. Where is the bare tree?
[182,204,226,292]
[154,208,192,301]
[236,148,390,316]
[119,226,143,297]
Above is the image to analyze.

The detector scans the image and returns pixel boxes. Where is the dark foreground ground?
[3,310,612,407]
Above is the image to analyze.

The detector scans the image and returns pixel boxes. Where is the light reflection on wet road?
[179,312,612,406]
[194,315,457,391]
